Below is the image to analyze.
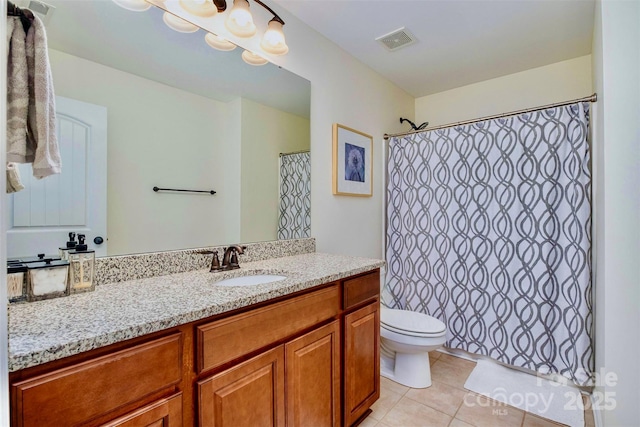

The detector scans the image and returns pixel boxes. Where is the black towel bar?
[153,186,216,195]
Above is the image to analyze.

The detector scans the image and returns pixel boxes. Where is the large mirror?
[6,0,311,258]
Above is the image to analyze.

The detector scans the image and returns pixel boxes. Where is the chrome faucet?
[221,245,246,270]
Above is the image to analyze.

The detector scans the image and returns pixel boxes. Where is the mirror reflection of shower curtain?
[385,102,593,386]
[278,152,311,240]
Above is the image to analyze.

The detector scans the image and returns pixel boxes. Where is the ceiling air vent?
[376,27,417,52]
[16,0,55,25]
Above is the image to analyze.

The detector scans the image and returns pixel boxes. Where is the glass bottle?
[59,232,78,261]
[68,234,96,294]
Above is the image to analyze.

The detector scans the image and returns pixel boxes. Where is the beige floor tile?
[381,376,410,396]
[522,413,566,426]
[582,395,595,427]
[405,380,467,416]
[437,353,477,370]
[382,396,452,427]
[358,415,380,427]
[431,358,476,390]
[448,418,475,427]
[430,350,443,365]
[455,393,525,427]
[370,386,403,421]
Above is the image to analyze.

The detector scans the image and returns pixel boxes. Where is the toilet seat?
[381,307,446,337]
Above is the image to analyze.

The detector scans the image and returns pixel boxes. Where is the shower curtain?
[278,152,311,240]
[385,102,593,386]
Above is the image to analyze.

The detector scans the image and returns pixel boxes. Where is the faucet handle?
[210,250,221,272]
[229,251,239,267]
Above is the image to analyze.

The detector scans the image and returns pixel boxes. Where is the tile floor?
[362,352,596,427]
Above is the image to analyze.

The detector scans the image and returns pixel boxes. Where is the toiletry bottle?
[59,232,77,260]
[68,234,96,294]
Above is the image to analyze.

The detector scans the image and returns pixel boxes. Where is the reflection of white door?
[7,96,107,257]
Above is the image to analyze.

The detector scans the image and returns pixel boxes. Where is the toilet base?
[380,348,432,389]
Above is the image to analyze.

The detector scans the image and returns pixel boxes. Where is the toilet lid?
[381,307,446,337]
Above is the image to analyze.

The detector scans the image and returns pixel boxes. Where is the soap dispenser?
[68,234,96,294]
[59,232,77,260]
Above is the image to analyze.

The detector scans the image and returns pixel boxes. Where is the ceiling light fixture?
[260,18,288,55]
[205,33,237,51]
[179,0,217,17]
[112,0,151,12]
[112,0,288,65]
[225,0,256,37]
[162,11,199,32]
[241,50,268,66]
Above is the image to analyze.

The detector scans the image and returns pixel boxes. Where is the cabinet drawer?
[12,333,182,427]
[197,285,340,373]
[343,270,380,310]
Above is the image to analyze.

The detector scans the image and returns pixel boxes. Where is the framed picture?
[332,123,373,197]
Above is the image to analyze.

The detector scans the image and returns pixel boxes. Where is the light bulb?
[260,19,288,55]
[241,50,268,66]
[225,0,256,38]
[112,0,151,12]
[179,0,217,17]
[205,33,237,51]
[163,12,199,33]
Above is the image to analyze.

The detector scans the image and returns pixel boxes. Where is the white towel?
[25,14,61,179]
[6,162,25,193]
[6,16,33,164]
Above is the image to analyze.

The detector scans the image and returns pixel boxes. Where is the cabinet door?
[100,393,182,427]
[198,347,285,427]
[344,302,380,426]
[285,321,340,427]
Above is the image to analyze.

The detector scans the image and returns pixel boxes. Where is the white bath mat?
[464,359,585,427]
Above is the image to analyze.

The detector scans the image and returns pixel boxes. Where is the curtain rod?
[279,149,310,157]
[384,93,597,140]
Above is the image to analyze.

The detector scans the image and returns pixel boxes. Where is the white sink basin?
[215,274,287,287]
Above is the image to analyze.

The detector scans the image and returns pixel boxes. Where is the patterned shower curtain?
[278,152,311,240]
[385,103,593,386]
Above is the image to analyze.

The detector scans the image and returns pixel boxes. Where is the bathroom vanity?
[8,252,383,427]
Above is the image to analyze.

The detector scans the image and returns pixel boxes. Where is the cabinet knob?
[93,236,104,245]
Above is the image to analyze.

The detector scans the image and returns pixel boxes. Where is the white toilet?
[380,306,447,388]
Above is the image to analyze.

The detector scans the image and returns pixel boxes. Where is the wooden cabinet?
[342,273,380,427]
[10,269,380,427]
[197,347,285,427]
[285,321,341,427]
[197,320,341,427]
[11,334,183,427]
[101,393,183,427]
[196,286,340,373]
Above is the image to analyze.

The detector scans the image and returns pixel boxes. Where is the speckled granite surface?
[8,252,384,372]
[94,238,316,286]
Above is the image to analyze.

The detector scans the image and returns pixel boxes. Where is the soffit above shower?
[274,0,595,98]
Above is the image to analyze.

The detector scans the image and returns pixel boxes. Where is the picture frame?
[332,123,373,197]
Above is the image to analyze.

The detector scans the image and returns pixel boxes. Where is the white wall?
[591,0,640,425]
[240,98,310,243]
[415,55,593,126]
[266,10,415,259]
[49,50,235,255]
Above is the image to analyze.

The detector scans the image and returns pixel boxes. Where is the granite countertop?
[8,252,384,372]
